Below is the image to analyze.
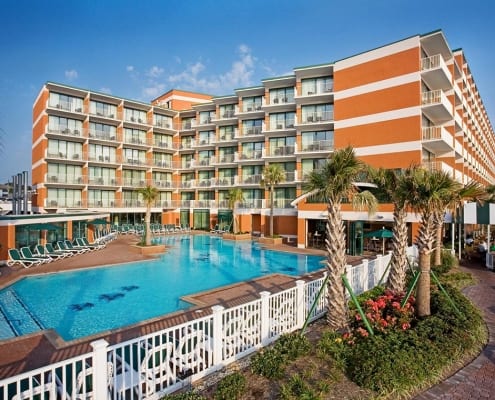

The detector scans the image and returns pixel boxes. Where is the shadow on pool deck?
[0,233,368,379]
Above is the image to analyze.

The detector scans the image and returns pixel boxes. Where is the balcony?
[47,127,84,139]
[421,54,452,91]
[180,120,197,131]
[422,90,452,123]
[47,175,85,185]
[236,125,264,140]
[269,119,295,131]
[88,200,116,208]
[88,130,117,142]
[214,177,237,187]
[154,180,173,188]
[241,174,262,185]
[153,140,173,149]
[238,150,264,162]
[45,199,82,208]
[422,160,454,176]
[297,140,334,153]
[197,157,214,167]
[152,160,172,169]
[421,126,454,155]
[300,111,333,125]
[88,154,115,164]
[265,145,295,158]
[50,101,84,114]
[294,84,334,105]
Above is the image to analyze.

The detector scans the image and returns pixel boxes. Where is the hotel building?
[27,29,494,254]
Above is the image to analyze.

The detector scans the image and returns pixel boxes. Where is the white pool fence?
[0,247,418,400]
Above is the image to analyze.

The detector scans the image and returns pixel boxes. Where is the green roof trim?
[293,62,333,71]
[261,74,295,82]
[419,28,443,38]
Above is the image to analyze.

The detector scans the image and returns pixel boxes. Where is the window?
[49,92,84,112]
[269,87,294,104]
[153,133,173,148]
[242,119,263,135]
[269,137,296,155]
[301,76,333,95]
[47,139,83,159]
[89,144,116,162]
[88,190,115,207]
[269,112,295,130]
[122,169,145,186]
[301,130,334,151]
[47,163,83,184]
[47,188,82,207]
[198,130,215,145]
[123,148,146,165]
[199,111,215,124]
[301,104,333,122]
[89,101,117,118]
[198,150,215,165]
[124,128,146,144]
[48,116,83,135]
[219,125,235,140]
[88,166,116,185]
[124,108,147,123]
[243,96,263,112]
[241,141,264,159]
[219,104,236,118]
[154,114,173,128]
[301,158,327,178]
[89,122,116,140]
[153,153,172,168]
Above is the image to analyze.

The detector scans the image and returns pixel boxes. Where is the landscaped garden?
[162,256,487,400]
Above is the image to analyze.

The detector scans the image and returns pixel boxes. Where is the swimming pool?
[0,235,325,341]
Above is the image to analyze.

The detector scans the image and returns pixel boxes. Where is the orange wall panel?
[335,47,420,91]
[335,115,421,148]
[359,151,422,169]
[335,82,420,120]
[32,89,48,124]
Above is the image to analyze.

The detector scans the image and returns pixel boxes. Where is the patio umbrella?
[28,223,59,244]
[364,228,393,254]
[88,218,108,225]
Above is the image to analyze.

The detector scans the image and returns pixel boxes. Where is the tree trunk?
[434,224,443,267]
[145,205,151,246]
[387,206,409,292]
[416,211,435,317]
[416,250,431,316]
[325,200,348,330]
[269,185,274,237]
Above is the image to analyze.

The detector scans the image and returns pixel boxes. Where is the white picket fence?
[0,249,415,400]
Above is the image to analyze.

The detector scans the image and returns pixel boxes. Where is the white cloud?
[166,44,257,93]
[99,87,112,94]
[126,65,134,72]
[65,69,78,81]
[147,66,164,78]
[142,83,166,99]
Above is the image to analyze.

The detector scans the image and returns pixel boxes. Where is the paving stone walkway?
[414,263,495,399]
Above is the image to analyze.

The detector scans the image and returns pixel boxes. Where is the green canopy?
[363,228,393,239]
[88,218,108,225]
[28,223,59,231]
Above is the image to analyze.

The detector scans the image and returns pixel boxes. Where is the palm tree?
[261,164,286,237]
[369,166,415,293]
[227,188,245,233]
[433,180,486,266]
[406,168,458,317]
[304,147,377,330]
[136,185,159,246]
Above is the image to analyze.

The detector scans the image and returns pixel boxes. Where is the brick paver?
[414,263,495,399]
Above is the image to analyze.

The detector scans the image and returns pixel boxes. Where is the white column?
[295,280,305,329]
[91,339,109,400]
[260,291,271,346]
[211,305,224,365]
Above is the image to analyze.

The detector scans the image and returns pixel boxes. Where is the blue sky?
[1,0,494,183]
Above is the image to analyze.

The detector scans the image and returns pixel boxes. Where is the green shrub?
[280,374,321,400]
[214,372,246,400]
[250,333,310,379]
[432,249,457,274]
[250,347,286,379]
[438,272,476,290]
[161,392,206,400]
[338,284,486,395]
[274,333,311,360]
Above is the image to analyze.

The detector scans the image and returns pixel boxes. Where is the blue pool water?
[0,235,324,341]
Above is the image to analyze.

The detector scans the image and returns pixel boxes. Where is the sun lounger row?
[6,238,107,268]
[118,223,191,235]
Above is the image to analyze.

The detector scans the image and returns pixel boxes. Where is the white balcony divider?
[0,248,411,399]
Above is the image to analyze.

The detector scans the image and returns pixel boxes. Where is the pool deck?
[0,233,368,379]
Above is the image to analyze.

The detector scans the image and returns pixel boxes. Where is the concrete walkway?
[414,263,495,399]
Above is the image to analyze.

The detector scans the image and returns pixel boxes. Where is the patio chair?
[74,238,99,251]
[35,244,63,260]
[56,240,86,255]
[7,248,42,268]
[64,239,91,253]
[81,237,106,250]
[20,246,52,264]
[46,242,74,257]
